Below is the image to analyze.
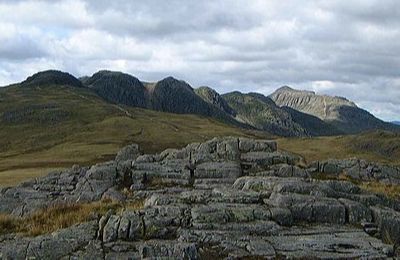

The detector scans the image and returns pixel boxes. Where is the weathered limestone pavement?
[0,137,399,259]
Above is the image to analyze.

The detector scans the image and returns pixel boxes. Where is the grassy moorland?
[0,85,268,186]
[1,84,400,188]
[277,130,400,166]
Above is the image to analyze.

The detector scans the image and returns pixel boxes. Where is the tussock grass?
[360,182,400,200]
[0,199,144,237]
[0,214,19,235]
[312,171,400,200]
[277,132,400,166]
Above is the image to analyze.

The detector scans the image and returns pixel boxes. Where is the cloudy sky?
[0,0,399,121]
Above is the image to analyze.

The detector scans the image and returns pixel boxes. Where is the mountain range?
[3,69,398,137]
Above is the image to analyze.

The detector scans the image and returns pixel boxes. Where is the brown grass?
[0,167,64,188]
[311,171,400,200]
[277,133,400,166]
[360,182,400,200]
[0,199,144,237]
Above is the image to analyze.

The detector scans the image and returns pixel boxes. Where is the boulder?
[115,143,141,162]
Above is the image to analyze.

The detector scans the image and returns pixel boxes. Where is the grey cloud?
[0,0,399,121]
[0,36,46,60]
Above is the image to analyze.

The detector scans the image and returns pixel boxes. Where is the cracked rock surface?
[0,137,399,259]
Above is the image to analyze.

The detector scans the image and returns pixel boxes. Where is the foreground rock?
[0,137,399,259]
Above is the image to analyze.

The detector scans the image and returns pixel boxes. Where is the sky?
[0,0,399,121]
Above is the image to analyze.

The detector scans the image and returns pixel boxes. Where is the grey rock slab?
[194,161,241,179]
[238,138,277,153]
[118,217,131,240]
[139,241,198,259]
[371,206,400,246]
[338,198,372,224]
[103,215,121,242]
[268,192,346,224]
[115,143,141,162]
[102,187,127,203]
[267,229,393,259]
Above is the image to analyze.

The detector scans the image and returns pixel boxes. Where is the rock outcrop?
[0,137,399,259]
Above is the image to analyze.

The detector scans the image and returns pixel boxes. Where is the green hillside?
[0,84,268,186]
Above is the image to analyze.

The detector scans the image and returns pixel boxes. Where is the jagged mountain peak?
[195,86,236,116]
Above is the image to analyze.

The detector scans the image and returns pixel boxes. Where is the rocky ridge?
[0,137,399,259]
[11,70,399,137]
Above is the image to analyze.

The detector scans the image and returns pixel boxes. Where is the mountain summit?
[21,70,83,88]
[269,86,395,134]
[270,86,356,120]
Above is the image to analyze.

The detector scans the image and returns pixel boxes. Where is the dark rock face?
[84,70,148,108]
[21,70,83,88]
[150,77,209,115]
[149,77,242,126]
[0,137,399,258]
[270,86,398,134]
[195,86,236,116]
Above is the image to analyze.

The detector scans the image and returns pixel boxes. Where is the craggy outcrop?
[0,137,399,259]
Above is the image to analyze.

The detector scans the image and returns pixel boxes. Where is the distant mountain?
[8,70,398,137]
[195,86,236,116]
[83,72,242,127]
[281,106,343,136]
[222,92,307,137]
[21,70,83,88]
[270,86,398,134]
[84,70,147,108]
[391,121,400,125]
[150,77,206,114]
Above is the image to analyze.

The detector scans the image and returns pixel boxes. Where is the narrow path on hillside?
[113,104,133,117]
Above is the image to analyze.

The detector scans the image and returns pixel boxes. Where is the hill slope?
[282,106,343,136]
[0,83,267,186]
[270,86,398,134]
[277,130,400,165]
[222,92,307,137]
